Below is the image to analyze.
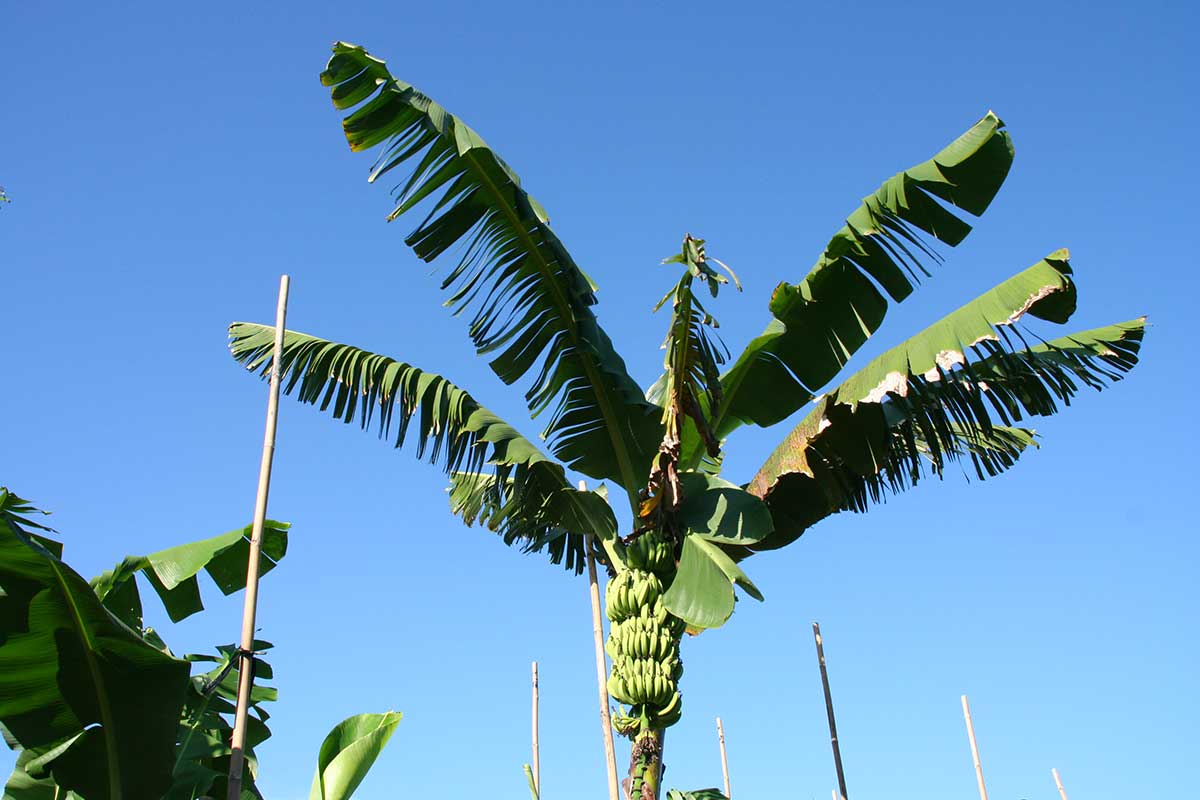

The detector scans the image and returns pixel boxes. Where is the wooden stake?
[812,622,848,800]
[227,275,289,800]
[532,661,541,795]
[582,481,620,800]
[1052,768,1069,800]
[716,716,731,799]
[961,695,989,800]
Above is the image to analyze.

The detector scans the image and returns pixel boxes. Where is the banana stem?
[624,729,665,800]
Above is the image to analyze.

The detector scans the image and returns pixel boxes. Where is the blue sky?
[3,1,1196,798]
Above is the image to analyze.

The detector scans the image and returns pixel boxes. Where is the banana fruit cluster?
[605,531,684,734]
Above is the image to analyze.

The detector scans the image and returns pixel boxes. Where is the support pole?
[582,481,620,800]
[813,622,848,800]
[1052,768,1069,800]
[716,717,731,799]
[961,695,989,800]
[227,275,290,800]
[532,661,540,795]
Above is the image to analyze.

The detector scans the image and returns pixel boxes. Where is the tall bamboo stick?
[716,716,731,799]
[532,661,541,795]
[1052,768,1069,800]
[960,695,989,800]
[812,622,848,800]
[582,481,620,800]
[227,275,290,800]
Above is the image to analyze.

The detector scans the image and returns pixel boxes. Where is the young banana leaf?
[309,712,401,800]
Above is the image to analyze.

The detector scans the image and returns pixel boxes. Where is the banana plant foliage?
[309,712,401,800]
[0,489,289,800]
[168,641,279,800]
[227,41,1144,626]
[227,39,1144,798]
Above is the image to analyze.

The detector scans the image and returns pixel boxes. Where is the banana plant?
[227,41,1145,799]
[0,489,288,800]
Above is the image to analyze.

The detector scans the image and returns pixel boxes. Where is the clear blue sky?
[4,1,1196,798]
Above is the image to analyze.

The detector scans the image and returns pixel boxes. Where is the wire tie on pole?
[202,648,258,697]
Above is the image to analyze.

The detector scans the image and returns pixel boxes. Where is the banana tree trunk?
[623,729,665,800]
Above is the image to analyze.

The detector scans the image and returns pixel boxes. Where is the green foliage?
[320,42,662,494]
[167,642,279,800]
[658,475,770,629]
[698,112,1015,462]
[1,490,397,800]
[309,712,401,800]
[91,521,290,627]
[662,536,761,630]
[229,322,615,573]
[0,490,286,800]
[221,41,1147,799]
[0,489,191,800]
[741,253,1145,554]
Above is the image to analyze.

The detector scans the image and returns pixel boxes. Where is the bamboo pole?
[227,275,289,800]
[960,695,989,800]
[1052,768,1069,800]
[812,622,848,800]
[582,481,621,800]
[532,661,541,795]
[716,716,731,799]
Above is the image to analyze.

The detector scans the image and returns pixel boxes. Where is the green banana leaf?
[2,747,84,800]
[686,112,1015,468]
[0,493,191,800]
[91,520,290,628]
[309,712,401,800]
[656,475,770,629]
[662,535,762,630]
[230,322,616,573]
[741,251,1145,553]
[319,41,661,495]
[675,474,772,546]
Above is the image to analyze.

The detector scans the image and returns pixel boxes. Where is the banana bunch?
[604,530,685,736]
[625,529,674,572]
[604,568,662,621]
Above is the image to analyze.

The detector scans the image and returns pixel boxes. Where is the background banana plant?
[0,488,290,800]
[226,41,1145,799]
[0,489,399,800]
